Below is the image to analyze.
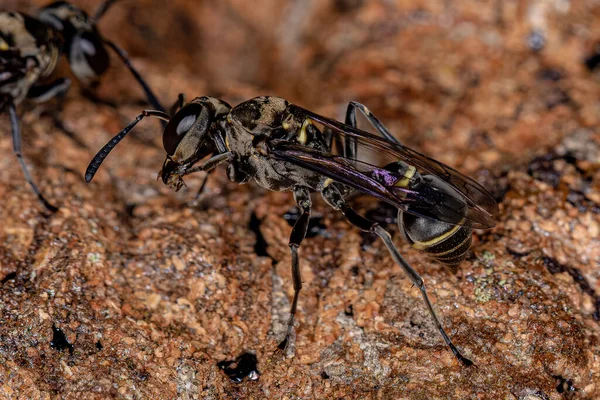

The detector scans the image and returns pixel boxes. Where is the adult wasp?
[86,95,498,366]
[1,1,163,212]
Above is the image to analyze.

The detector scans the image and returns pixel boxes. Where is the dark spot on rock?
[527,154,562,188]
[481,170,510,203]
[544,88,571,110]
[350,266,360,276]
[95,341,103,351]
[538,68,564,81]
[321,371,330,379]
[584,49,600,71]
[249,213,270,257]
[217,352,260,383]
[344,304,354,317]
[361,202,397,247]
[1,271,17,284]
[365,202,398,225]
[334,0,364,13]
[50,324,73,355]
[543,257,600,320]
[134,370,150,381]
[566,190,600,214]
[125,203,136,218]
[553,375,576,394]
[282,208,327,238]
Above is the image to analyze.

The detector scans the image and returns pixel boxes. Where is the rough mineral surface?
[1,1,600,399]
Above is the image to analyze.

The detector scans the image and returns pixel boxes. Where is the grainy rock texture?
[1,0,600,399]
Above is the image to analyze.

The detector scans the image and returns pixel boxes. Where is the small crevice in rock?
[282,208,327,238]
[543,257,600,320]
[50,324,74,356]
[248,212,271,258]
[1,271,17,284]
[552,375,576,394]
[217,352,260,383]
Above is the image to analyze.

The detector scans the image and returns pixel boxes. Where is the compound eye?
[70,32,109,82]
[80,32,109,75]
[163,103,202,155]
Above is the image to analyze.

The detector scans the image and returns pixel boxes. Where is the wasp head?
[38,2,109,85]
[160,97,231,191]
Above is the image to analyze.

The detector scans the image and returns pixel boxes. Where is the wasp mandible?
[85,95,498,366]
[1,0,164,212]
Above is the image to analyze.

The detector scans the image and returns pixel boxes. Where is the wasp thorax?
[281,112,303,133]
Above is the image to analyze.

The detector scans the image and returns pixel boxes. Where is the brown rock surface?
[1,0,600,399]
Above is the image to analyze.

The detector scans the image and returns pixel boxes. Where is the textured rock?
[1,0,600,399]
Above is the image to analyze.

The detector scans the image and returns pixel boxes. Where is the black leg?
[340,100,403,165]
[322,127,335,152]
[194,170,213,200]
[93,0,120,22]
[181,152,233,177]
[321,184,473,366]
[169,93,186,116]
[27,78,71,104]
[27,78,88,150]
[278,186,312,351]
[103,40,165,113]
[345,101,401,144]
[343,103,359,160]
[8,103,58,213]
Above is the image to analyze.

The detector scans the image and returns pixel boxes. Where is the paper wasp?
[0,0,163,212]
[85,95,498,366]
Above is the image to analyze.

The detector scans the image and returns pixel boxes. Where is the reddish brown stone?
[1,1,600,398]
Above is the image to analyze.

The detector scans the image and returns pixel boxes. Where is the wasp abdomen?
[400,211,472,266]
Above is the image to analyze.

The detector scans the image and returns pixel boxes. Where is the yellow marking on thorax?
[224,114,233,150]
[323,178,334,187]
[0,38,8,51]
[394,165,416,188]
[411,218,465,251]
[298,119,313,145]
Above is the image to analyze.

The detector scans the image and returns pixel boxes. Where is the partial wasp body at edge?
[1,0,164,212]
[85,95,499,366]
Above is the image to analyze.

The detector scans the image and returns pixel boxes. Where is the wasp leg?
[8,103,58,213]
[27,78,71,104]
[27,78,88,150]
[93,0,120,21]
[321,184,473,366]
[345,101,401,144]
[278,186,312,351]
[322,127,334,152]
[103,40,165,113]
[341,101,403,167]
[169,93,186,116]
[194,170,213,200]
[182,152,233,176]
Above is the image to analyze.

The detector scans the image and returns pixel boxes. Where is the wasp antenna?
[103,40,165,113]
[93,0,120,22]
[85,110,170,183]
[169,93,186,115]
